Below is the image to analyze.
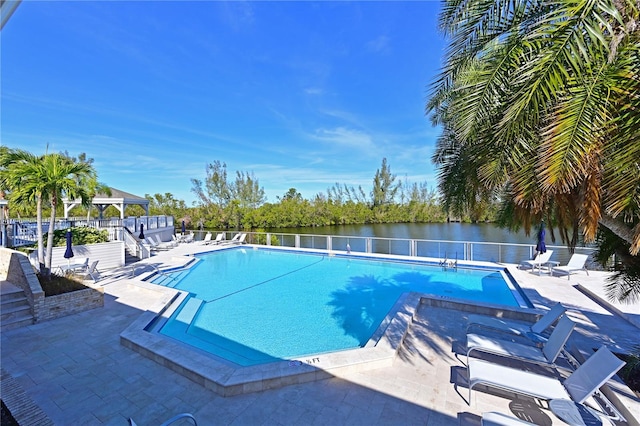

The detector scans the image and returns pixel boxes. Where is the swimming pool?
[148,247,528,366]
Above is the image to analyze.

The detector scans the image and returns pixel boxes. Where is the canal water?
[268,223,534,244]
[261,223,590,266]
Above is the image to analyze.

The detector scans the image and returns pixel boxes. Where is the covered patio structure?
[63,187,149,219]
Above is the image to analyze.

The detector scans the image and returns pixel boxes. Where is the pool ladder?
[439,252,458,271]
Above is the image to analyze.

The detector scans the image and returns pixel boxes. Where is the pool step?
[175,297,203,326]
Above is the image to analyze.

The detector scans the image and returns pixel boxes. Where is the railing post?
[295,234,300,248]
[266,233,271,246]
[410,239,416,257]
[366,238,372,253]
[327,235,332,252]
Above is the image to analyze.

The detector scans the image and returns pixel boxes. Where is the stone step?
[0,286,24,302]
[1,314,34,331]
[1,303,32,322]
[1,297,30,311]
[1,281,34,331]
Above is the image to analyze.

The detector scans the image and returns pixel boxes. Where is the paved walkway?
[1,244,639,425]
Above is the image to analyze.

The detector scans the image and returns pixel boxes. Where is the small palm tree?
[40,153,95,277]
[0,148,48,270]
[0,148,97,278]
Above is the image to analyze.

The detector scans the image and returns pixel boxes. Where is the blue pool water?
[152,247,527,366]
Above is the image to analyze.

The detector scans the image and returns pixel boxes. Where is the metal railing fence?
[2,216,174,248]
[192,230,598,268]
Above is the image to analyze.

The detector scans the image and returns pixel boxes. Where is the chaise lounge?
[552,253,589,280]
[466,315,576,367]
[519,250,554,275]
[466,346,625,411]
[466,303,565,344]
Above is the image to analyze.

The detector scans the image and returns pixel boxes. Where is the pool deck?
[1,242,639,425]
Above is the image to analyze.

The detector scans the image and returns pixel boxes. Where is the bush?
[252,229,280,246]
[44,227,109,247]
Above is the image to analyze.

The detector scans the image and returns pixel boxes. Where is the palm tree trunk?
[44,200,57,279]
[36,194,45,273]
[599,215,638,254]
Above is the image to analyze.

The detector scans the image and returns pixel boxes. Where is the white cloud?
[312,127,374,150]
[366,35,391,54]
[304,87,324,96]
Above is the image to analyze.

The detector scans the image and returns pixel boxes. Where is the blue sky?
[1,1,445,205]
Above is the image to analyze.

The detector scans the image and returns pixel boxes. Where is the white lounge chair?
[154,235,177,248]
[57,257,89,276]
[466,303,565,344]
[145,237,170,251]
[220,233,244,245]
[519,250,554,274]
[75,260,100,282]
[200,232,212,244]
[466,315,576,367]
[552,253,589,280]
[481,412,537,426]
[467,346,625,407]
[205,233,224,245]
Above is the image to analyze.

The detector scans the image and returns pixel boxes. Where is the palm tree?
[427,0,640,300]
[0,148,48,270]
[0,148,97,278]
[40,153,96,277]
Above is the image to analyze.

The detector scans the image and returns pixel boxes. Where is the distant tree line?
[1,148,498,234]
[183,158,498,231]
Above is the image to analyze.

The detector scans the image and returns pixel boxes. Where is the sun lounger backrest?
[564,346,625,403]
[530,303,566,334]
[541,315,575,362]
[538,250,553,264]
[567,254,588,268]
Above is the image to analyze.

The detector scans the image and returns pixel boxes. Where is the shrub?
[252,229,280,246]
[45,227,109,247]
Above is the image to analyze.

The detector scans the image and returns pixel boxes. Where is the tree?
[191,161,266,229]
[427,0,640,300]
[41,153,96,278]
[279,188,303,202]
[0,148,97,277]
[0,148,47,269]
[191,160,231,209]
[371,158,400,208]
[232,171,266,210]
[146,192,187,217]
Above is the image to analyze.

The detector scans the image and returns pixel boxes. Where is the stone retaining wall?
[0,248,43,317]
[0,247,104,323]
[39,285,104,322]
